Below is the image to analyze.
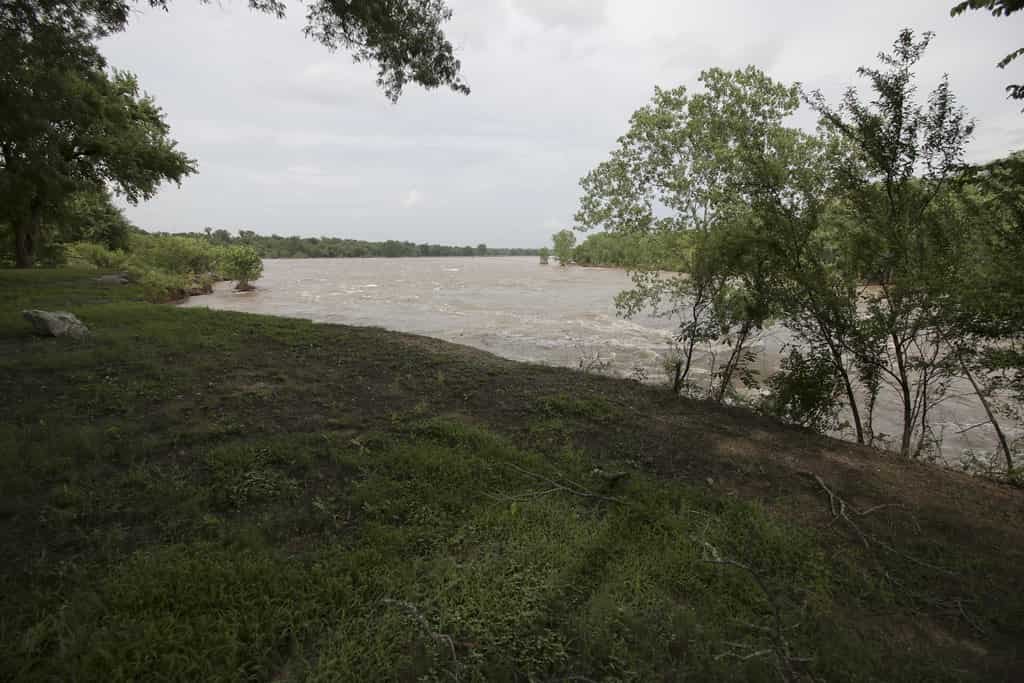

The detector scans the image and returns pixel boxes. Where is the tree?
[576,67,802,402]
[807,30,975,457]
[4,0,469,102]
[551,229,576,265]
[220,245,263,290]
[538,247,549,264]
[0,3,196,267]
[950,1,1024,103]
[56,188,136,251]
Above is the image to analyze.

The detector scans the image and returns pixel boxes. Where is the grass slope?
[1,269,1022,681]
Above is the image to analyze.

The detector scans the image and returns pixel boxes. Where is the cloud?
[510,0,608,29]
[98,0,1024,248]
[401,189,424,208]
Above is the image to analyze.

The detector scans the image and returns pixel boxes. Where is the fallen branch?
[700,540,808,683]
[501,462,625,505]
[808,473,957,577]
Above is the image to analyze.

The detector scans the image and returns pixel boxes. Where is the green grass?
[1,269,1022,681]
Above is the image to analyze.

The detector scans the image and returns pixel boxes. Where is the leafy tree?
[0,3,196,266]
[576,67,801,401]
[551,229,576,265]
[807,30,975,457]
[950,0,1024,103]
[220,245,263,290]
[55,189,136,251]
[933,152,1024,475]
[538,247,549,264]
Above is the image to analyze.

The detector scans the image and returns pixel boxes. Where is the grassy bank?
[2,269,1023,681]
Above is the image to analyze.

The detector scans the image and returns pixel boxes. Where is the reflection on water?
[183,256,1013,464]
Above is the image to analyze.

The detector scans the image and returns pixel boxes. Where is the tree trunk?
[892,334,914,458]
[823,332,864,444]
[716,322,752,403]
[12,201,42,268]
[13,218,35,268]
[960,357,1015,478]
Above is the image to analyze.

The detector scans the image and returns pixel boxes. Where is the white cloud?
[510,0,608,29]
[401,189,424,208]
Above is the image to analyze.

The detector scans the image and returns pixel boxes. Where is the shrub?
[68,242,129,270]
[137,268,188,303]
[220,246,263,290]
[129,234,224,276]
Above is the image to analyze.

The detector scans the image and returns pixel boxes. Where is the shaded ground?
[1,269,1022,681]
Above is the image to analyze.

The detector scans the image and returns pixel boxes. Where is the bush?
[137,268,188,303]
[129,234,224,276]
[220,246,263,290]
[68,242,129,270]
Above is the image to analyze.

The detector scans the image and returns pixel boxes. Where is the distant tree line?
[192,229,539,258]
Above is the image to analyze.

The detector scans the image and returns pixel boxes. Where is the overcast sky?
[100,0,1024,248]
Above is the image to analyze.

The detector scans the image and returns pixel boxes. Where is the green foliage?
[220,245,263,289]
[136,267,188,303]
[4,0,468,102]
[576,66,803,403]
[539,246,550,264]
[55,189,135,251]
[551,229,576,265]
[67,241,129,270]
[0,3,196,266]
[573,230,693,270]
[184,229,541,259]
[764,347,845,433]
[117,233,226,302]
[127,233,222,276]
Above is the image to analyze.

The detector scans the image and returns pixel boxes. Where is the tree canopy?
[3,0,469,101]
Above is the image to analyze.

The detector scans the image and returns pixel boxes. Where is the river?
[183,256,1012,467]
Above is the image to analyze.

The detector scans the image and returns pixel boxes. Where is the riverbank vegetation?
[3,269,1023,680]
[575,31,1024,480]
[184,229,540,259]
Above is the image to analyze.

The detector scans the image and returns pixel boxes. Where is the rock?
[96,273,130,285]
[185,280,213,296]
[22,310,89,339]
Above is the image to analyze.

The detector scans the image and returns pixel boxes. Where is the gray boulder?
[22,310,89,339]
[96,273,130,285]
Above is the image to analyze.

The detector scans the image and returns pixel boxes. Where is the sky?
[100,0,1024,248]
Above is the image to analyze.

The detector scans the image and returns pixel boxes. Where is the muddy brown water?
[183,256,1012,465]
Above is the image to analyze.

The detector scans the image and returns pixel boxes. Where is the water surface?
[184,256,1011,463]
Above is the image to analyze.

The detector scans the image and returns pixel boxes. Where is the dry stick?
[809,474,958,577]
[701,540,804,683]
[502,462,625,505]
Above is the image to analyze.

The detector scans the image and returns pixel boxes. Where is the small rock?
[185,281,213,296]
[96,273,129,285]
[22,310,89,339]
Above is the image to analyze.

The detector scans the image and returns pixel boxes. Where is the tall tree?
[807,30,975,457]
[950,0,1024,103]
[576,68,802,402]
[0,20,195,265]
